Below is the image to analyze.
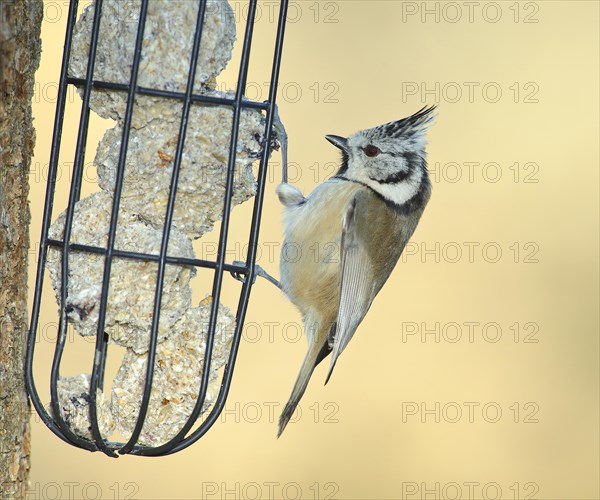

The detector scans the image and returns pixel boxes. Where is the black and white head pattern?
[333,105,436,208]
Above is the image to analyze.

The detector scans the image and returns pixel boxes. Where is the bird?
[273,105,436,437]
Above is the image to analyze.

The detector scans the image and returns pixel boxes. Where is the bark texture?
[0,0,43,496]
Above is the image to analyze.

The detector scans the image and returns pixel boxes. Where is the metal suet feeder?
[26,0,289,457]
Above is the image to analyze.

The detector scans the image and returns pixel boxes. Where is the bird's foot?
[230,261,281,289]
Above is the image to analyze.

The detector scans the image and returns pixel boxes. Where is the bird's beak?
[325,135,349,152]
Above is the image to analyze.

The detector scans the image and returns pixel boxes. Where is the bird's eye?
[363,145,381,157]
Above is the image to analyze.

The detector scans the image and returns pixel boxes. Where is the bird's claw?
[230,260,256,284]
[270,102,288,184]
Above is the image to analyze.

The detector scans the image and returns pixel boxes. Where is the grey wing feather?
[325,194,375,384]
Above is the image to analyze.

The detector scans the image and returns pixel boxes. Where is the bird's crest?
[368,105,436,146]
[375,105,437,140]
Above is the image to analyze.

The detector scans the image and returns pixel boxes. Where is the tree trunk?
[0,0,43,496]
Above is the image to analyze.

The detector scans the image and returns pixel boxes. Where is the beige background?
[27,1,598,499]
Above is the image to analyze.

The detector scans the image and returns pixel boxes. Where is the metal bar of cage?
[26,0,88,451]
[25,0,289,457]
[122,0,212,456]
[88,0,151,457]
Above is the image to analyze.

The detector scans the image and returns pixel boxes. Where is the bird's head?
[326,105,436,208]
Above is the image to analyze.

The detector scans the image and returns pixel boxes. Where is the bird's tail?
[277,338,331,437]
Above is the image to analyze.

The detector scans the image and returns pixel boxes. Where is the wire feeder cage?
[26,0,289,457]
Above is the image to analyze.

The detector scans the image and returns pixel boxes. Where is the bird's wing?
[325,192,376,384]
